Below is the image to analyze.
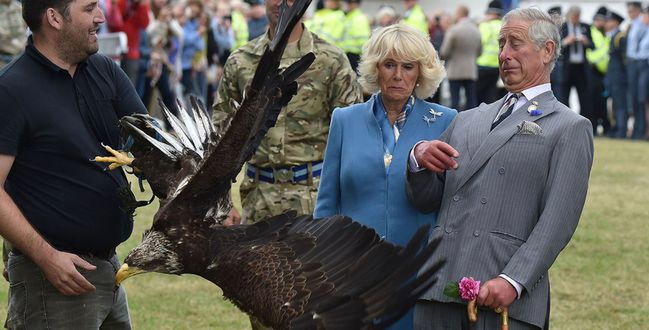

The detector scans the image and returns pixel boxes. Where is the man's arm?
[0,155,97,296]
[583,23,594,49]
[405,117,459,213]
[439,28,453,60]
[212,55,244,224]
[113,57,148,118]
[212,55,242,129]
[405,140,458,213]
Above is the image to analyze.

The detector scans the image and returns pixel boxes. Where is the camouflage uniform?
[213,26,362,224]
[0,0,26,68]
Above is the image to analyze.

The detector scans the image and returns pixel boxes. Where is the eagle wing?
[115,0,313,214]
[204,213,444,329]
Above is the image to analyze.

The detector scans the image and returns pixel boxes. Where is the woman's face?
[378,57,420,104]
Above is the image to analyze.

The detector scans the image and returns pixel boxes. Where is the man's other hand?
[414,140,459,173]
[476,277,517,310]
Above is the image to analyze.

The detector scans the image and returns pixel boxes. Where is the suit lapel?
[466,98,506,160]
[454,91,557,192]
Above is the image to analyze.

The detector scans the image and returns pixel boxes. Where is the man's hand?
[414,140,459,173]
[37,250,97,296]
[476,277,517,310]
[223,208,241,226]
[562,35,576,45]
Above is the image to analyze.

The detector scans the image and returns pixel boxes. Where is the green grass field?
[0,138,647,329]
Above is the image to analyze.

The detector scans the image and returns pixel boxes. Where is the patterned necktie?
[572,24,579,54]
[491,93,521,130]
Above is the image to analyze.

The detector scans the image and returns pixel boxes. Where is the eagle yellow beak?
[115,263,145,285]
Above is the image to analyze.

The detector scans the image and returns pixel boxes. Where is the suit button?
[498,167,505,174]
[445,226,452,234]
[473,230,480,237]
[480,197,487,204]
[453,195,460,202]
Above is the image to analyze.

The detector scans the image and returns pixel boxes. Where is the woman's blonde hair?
[358,24,445,99]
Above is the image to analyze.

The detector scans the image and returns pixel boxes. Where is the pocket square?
[517,120,543,135]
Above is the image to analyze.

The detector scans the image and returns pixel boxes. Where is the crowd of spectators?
[3,0,649,139]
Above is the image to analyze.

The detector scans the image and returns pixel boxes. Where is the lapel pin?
[527,101,542,116]
[423,108,443,126]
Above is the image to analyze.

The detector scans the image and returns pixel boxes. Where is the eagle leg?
[93,143,134,170]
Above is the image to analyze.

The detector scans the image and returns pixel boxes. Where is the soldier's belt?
[246,161,323,184]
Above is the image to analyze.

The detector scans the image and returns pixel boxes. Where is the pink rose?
[459,277,480,301]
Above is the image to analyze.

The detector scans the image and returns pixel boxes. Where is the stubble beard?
[58,26,99,65]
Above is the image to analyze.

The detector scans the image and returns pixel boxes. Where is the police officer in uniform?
[586,6,611,135]
[477,0,503,104]
[605,10,628,138]
[401,0,428,37]
[340,0,370,73]
[305,0,345,47]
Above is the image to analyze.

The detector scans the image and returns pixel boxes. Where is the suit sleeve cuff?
[408,141,427,172]
[499,274,523,299]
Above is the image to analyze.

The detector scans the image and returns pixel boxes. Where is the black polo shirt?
[0,39,147,255]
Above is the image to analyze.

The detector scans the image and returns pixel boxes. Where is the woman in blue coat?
[314,24,457,329]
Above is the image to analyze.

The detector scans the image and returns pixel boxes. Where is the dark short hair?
[22,0,74,32]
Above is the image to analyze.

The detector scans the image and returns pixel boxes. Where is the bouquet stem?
[467,299,478,322]
[501,307,509,330]
[495,307,509,330]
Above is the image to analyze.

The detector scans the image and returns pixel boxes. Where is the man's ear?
[45,7,65,31]
[542,40,556,64]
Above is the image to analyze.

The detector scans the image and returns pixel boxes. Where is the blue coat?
[315,94,456,245]
[314,95,456,329]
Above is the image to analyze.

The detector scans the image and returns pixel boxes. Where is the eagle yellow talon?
[93,144,133,170]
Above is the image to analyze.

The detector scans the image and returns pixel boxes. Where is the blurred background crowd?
[2,0,649,139]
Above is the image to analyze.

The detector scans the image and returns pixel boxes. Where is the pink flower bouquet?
[443,277,509,329]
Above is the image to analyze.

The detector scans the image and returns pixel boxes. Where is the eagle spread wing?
[100,0,444,328]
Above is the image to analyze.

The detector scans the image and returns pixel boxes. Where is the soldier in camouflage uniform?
[213,0,361,327]
[0,0,26,68]
[213,0,362,230]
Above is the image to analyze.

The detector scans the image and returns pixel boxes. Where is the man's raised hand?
[414,140,459,173]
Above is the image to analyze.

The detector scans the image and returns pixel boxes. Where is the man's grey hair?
[567,5,581,16]
[503,7,562,72]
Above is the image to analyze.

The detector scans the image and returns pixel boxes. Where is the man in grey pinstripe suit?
[406,7,594,329]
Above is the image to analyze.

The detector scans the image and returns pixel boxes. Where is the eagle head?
[115,229,184,285]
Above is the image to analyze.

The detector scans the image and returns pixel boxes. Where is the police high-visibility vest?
[586,26,610,74]
[305,8,345,47]
[232,10,249,49]
[401,4,429,37]
[340,8,371,55]
[477,19,502,68]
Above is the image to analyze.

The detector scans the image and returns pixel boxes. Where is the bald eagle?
[95,0,444,328]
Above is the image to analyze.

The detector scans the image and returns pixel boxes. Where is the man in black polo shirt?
[0,0,146,328]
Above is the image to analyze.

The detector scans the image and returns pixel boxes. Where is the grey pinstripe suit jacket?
[406,91,594,328]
